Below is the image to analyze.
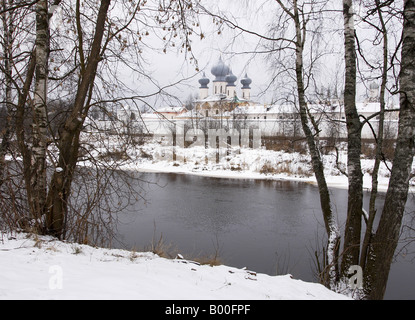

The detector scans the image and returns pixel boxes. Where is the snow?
[0,232,350,300]
[4,136,412,300]
[116,139,414,193]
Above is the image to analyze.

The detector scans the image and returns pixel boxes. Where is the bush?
[99,149,130,161]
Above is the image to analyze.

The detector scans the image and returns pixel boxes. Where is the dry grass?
[263,137,308,154]
[193,254,222,267]
[145,229,224,267]
[147,232,177,259]
[260,162,278,175]
[260,160,313,177]
[99,149,130,161]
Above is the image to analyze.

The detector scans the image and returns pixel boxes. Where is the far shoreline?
[123,162,408,193]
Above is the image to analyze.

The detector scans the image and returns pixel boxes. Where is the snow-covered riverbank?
[117,141,411,192]
[0,232,350,300]
[4,140,410,300]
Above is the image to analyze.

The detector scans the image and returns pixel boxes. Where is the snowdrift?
[0,232,350,300]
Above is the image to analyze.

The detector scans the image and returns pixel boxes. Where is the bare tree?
[0,0,203,243]
[44,0,111,238]
[0,0,34,186]
[270,0,341,288]
[30,0,49,226]
[339,0,364,277]
[198,0,414,299]
[364,0,415,300]
[0,0,13,186]
[358,0,395,272]
[199,0,342,287]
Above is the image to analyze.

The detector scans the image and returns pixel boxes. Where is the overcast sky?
[135,0,277,107]
[138,0,341,108]
[85,0,401,110]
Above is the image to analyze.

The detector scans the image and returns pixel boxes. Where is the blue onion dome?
[211,57,231,82]
[199,72,210,88]
[225,71,237,87]
[241,73,252,89]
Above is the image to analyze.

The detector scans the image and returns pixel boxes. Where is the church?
[88,57,399,140]
[194,57,255,117]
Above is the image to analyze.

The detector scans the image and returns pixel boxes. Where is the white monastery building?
[89,58,399,140]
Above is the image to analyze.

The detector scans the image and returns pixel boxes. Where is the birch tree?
[30,0,49,224]
[200,0,342,288]
[364,0,415,300]
[44,0,111,238]
[44,0,202,239]
[274,0,341,288]
[200,0,412,299]
[340,0,364,277]
[1,0,203,242]
[358,0,395,272]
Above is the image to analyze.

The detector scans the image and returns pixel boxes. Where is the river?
[114,172,415,300]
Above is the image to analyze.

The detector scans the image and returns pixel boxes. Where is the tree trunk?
[15,53,36,228]
[45,0,111,238]
[0,0,13,186]
[364,0,415,300]
[340,0,363,276]
[31,0,49,222]
[360,0,387,271]
[291,0,340,287]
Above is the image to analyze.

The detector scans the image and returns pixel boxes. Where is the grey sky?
[49,0,401,110]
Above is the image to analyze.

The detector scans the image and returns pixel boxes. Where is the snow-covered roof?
[308,102,396,115]
[156,106,186,113]
[267,104,298,114]
[235,105,268,114]
[175,110,204,119]
[147,102,396,121]
[356,102,382,114]
[234,102,396,116]
[196,93,252,103]
[196,94,231,103]
[235,104,297,115]
[139,113,159,119]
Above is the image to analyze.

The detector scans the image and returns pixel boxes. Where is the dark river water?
[114,172,415,300]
